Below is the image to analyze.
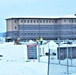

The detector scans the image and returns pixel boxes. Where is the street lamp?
[58,38,60,64]
[66,39,69,75]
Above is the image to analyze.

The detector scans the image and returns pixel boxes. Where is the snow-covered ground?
[0,40,76,75]
[0,41,48,75]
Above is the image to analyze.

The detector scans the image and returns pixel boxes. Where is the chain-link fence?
[47,39,76,75]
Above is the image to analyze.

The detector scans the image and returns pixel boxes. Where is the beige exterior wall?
[6,19,19,31]
[6,19,13,31]
[18,19,56,25]
[60,19,76,25]
[6,18,76,31]
[12,19,18,31]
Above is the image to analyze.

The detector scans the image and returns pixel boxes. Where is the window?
[69,20,71,23]
[52,20,54,23]
[21,19,23,23]
[34,33,36,35]
[21,33,23,35]
[15,20,16,23]
[64,19,66,22]
[46,20,48,23]
[15,26,17,29]
[75,20,76,23]
[24,20,26,23]
[28,33,29,35]
[21,26,23,29]
[40,20,42,23]
[72,20,73,23]
[37,33,39,35]
[69,19,73,23]
[55,20,57,23]
[31,33,33,35]
[37,20,39,23]
[27,20,29,23]
[31,20,32,23]
[49,20,51,23]
[15,33,17,35]
[34,20,35,23]
[43,20,45,23]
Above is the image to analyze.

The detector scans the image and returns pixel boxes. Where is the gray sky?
[0,0,76,32]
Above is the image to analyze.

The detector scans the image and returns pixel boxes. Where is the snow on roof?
[6,14,76,19]
[60,43,76,47]
[6,16,59,19]
[60,15,76,18]
[29,40,35,43]
[41,40,58,50]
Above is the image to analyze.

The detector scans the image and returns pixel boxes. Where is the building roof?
[6,15,76,20]
[6,16,59,20]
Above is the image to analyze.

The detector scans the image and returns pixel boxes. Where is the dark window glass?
[27,20,29,23]
[55,20,57,23]
[40,20,42,23]
[52,20,54,23]
[46,20,48,23]
[37,20,39,23]
[15,33,17,35]
[24,20,26,23]
[21,20,23,23]
[64,19,66,22]
[43,20,45,23]
[49,20,51,23]
[15,20,16,23]
[31,20,32,23]
[75,20,76,22]
[34,20,35,23]
[15,26,17,29]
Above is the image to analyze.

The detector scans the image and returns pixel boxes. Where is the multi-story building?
[6,16,76,41]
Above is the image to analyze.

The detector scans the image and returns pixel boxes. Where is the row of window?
[14,19,76,23]
[18,25,76,30]
[8,32,76,37]
[19,32,76,35]
[19,26,51,30]
[20,19,51,23]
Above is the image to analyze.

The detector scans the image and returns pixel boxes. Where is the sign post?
[38,41,40,62]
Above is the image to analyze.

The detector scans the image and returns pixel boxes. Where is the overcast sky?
[0,0,76,32]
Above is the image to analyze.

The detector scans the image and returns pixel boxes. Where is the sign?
[27,44,37,59]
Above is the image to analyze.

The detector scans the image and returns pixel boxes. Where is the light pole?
[47,49,50,75]
[39,19,40,39]
[70,44,72,66]
[67,40,69,75]
[38,19,40,62]
[58,38,60,64]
